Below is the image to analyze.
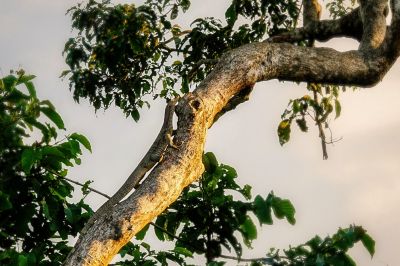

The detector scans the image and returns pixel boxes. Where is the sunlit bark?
[65,0,400,264]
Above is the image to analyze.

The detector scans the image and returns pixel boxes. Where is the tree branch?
[359,0,388,51]
[65,1,400,264]
[267,7,363,44]
[65,176,272,263]
[76,97,179,238]
[64,177,111,200]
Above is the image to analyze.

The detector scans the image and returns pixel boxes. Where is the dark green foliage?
[118,152,374,265]
[263,225,375,265]
[0,71,93,264]
[116,242,191,266]
[64,0,300,119]
[0,72,375,265]
[135,152,297,263]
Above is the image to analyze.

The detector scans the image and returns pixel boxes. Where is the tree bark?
[65,0,400,264]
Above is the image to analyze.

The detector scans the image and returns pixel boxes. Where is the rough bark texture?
[78,98,179,237]
[65,0,400,264]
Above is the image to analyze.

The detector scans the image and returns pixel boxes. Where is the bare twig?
[63,177,111,199]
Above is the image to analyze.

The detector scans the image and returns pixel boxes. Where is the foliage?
[258,225,375,266]
[325,0,357,19]
[153,152,295,262]
[1,0,381,265]
[278,83,344,146]
[0,71,93,264]
[116,241,192,266]
[120,152,373,265]
[64,0,356,155]
[63,0,300,119]
[276,0,358,149]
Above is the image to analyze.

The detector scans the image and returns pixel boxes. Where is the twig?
[63,177,111,199]
[312,89,329,160]
[218,254,268,262]
[161,30,192,46]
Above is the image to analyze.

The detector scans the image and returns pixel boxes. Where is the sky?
[1,1,400,265]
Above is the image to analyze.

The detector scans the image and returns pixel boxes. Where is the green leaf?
[40,107,65,129]
[203,152,218,173]
[42,201,51,219]
[18,254,28,266]
[334,99,342,119]
[39,100,55,109]
[65,208,74,223]
[154,216,166,241]
[292,99,300,113]
[181,76,189,93]
[181,0,191,11]
[26,253,37,265]
[315,254,324,266]
[295,118,308,132]
[17,74,36,84]
[207,262,225,266]
[136,224,150,240]
[2,75,17,91]
[75,158,83,166]
[271,197,296,225]
[253,195,272,225]
[0,191,12,210]
[21,148,41,174]
[69,133,92,152]
[24,81,36,98]
[240,216,257,243]
[361,233,375,257]
[140,242,151,251]
[170,4,179,19]
[131,109,140,122]
[173,246,193,257]
[241,184,252,200]
[225,4,237,26]
[41,146,65,158]
[81,180,93,195]
[277,119,291,145]
[60,70,71,77]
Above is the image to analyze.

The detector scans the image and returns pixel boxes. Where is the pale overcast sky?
[1,1,400,265]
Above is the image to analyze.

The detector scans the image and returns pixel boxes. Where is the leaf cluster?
[0,72,93,265]
[259,225,374,265]
[325,0,357,19]
[116,241,192,266]
[278,83,345,146]
[128,152,296,264]
[63,0,300,120]
[116,152,375,265]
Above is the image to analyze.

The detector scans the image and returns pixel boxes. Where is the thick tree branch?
[267,7,363,43]
[65,1,400,264]
[303,0,321,23]
[359,0,388,51]
[383,0,400,58]
[75,97,179,238]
